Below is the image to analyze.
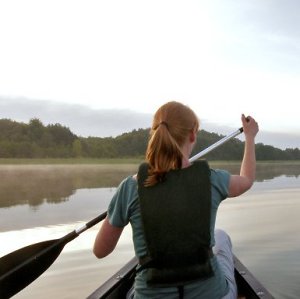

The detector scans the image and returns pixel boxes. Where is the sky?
[0,0,299,149]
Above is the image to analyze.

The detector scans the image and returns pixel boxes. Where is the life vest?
[137,160,214,287]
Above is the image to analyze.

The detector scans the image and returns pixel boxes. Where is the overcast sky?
[0,0,299,149]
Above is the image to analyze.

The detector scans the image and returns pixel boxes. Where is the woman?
[93,101,259,298]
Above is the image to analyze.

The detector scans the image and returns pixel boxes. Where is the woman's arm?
[228,114,259,197]
[93,216,124,258]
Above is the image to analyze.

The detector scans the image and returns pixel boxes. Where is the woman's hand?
[242,114,259,140]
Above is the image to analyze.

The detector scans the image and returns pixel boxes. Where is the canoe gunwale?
[233,255,274,299]
[87,257,137,299]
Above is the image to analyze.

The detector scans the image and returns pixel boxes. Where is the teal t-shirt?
[107,167,230,299]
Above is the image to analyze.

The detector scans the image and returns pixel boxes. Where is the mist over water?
[0,162,299,299]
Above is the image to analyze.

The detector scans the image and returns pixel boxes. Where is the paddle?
[189,126,244,162]
[0,125,244,299]
[0,211,107,299]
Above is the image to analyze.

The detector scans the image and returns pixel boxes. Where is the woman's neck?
[181,145,193,168]
[181,137,195,168]
[182,157,191,168]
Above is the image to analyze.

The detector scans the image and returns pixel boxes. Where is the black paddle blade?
[0,239,64,299]
[0,212,106,299]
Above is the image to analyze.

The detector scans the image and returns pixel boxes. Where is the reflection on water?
[211,161,300,181]
[0,188,114,232]
[0,164,137,208]
[0,162,299,209]
[0,161,300,299]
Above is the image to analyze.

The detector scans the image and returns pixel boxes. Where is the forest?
[0,118,299,160]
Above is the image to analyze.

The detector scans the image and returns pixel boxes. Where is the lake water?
[0,162,299,299]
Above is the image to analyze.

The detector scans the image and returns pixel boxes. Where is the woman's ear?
[189,130,196,143]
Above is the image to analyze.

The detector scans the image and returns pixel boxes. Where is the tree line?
[0,118,299,160]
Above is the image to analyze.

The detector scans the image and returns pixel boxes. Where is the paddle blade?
[0,212,106,298]
[0,239,64,299]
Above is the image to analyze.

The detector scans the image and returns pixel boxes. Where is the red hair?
[144,101,199,186]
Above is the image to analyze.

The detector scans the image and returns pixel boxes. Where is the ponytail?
[144,101,199,187]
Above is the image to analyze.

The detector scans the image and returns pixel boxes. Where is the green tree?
[28,118,45,141]
[0,118,299,160]
[47,123,77,146]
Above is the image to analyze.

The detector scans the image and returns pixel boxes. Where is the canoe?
[87,255,274,299]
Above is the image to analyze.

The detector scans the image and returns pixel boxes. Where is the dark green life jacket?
[137,160,214,287]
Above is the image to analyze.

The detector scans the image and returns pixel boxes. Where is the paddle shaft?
[189,127,243,162]
[75,212,107,234]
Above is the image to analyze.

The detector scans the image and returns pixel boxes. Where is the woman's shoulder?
[192,160,230,183]
[116,175,138,195]
[125,174,138,185]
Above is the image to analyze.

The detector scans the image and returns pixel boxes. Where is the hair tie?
[159,121,169,129]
